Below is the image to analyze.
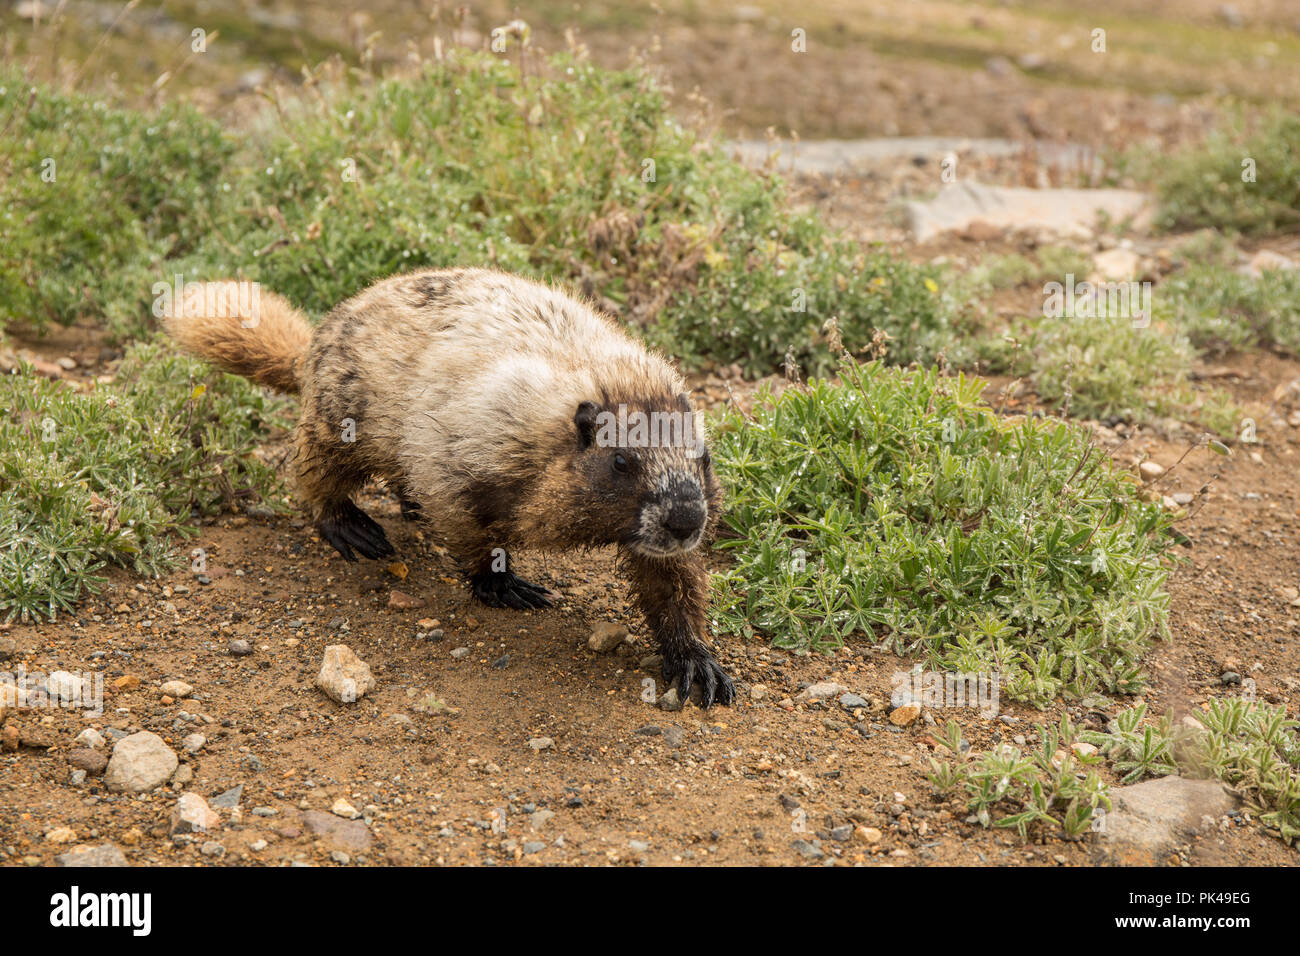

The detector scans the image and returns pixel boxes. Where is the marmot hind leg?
[293,426,394,562]
[317,499,396,562]
[443,525,555,610]
[470,563,555,610]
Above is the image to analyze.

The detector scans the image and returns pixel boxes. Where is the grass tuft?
[710,356,1175,706]
[0,342,289,622]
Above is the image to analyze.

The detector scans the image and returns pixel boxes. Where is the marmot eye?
[613,453,630,473]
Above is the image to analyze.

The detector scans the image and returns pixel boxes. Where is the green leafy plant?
[177,51,953,376]
[0,66,234,337]
[1085,699,1300,845]
[1147,110,1300,236]
[1160,262,1300,356]
[710,354,1176,705]
[0,342,290,622]
[928,716,1110,838]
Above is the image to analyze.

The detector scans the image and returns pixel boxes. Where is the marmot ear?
[574,401,600,449]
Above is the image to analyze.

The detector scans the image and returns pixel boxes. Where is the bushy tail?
[161,281,311,393]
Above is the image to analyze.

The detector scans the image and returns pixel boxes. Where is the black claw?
[663,642,736,708]
[470,570,556,610]
[318,500,395,562]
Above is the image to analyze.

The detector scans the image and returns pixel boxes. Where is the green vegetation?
[1024,313,1196,422]
[928,716,1110,838]
[187,51,952,376]
[1148,111,1300,236]
[959,245,1093,293]
[1161,262,1300,356]
[4,52,952,375]
[1084,700,1300,845]
[710,355,1175,706]
[0,67,233,337]
[0,343,289,623]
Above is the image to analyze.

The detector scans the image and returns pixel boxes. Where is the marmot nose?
[664,501,705,541]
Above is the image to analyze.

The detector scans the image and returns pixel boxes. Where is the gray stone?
[1100,776,1237,859]
[902,181,1151,243]
[211,784,244,809]
[792,839,824,860]
[530,809,556,830]
[657,687,683,712]
[55,844,128,867]
[303,810,374,851]
[104,732,178,793]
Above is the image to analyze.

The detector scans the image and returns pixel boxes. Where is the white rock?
[316,646,375,704]
[903,181,1151,243]
[331,798,361,819]
[74,728,105,749]
[1100,776,1236,858]
[1138,461,1165,481]
[182,733,206,753]
[104,732,179,793]
[45,826,77,843]
[45,671,85,705]
[160,680,194,699]
[54,844,127,867]
[1091,248,1142,282]
[528,737,554,751]
[170,792,220,835]
[799,681,848,701]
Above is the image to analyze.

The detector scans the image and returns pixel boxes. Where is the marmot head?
[572,396,717,558]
